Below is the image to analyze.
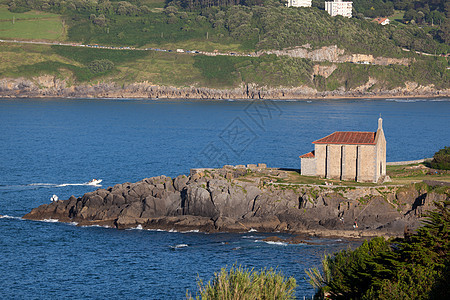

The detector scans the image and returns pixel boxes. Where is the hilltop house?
[373,17,390,25]
[299,118,386,182]
[325,0,353,18]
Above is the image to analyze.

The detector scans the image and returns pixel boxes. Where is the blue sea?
[1,97,449,299]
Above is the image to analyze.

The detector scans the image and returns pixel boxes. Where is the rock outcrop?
[1,76,448,100]
[23,167,449,238]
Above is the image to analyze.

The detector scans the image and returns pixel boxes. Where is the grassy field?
[0,6,65,40]
[234,162,450,188]
[389,10,405,24]
[386,163,450,185]
[141,0,165,9]
[0,43,205,85]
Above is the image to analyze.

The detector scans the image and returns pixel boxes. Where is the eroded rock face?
[22,168,449,238]
[0,76,448,100]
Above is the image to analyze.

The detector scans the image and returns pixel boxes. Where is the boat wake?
[0,180,102,192]
[0,215,23,220]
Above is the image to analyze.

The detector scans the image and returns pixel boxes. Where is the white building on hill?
[325,0,353,18]
[287,0,312,7]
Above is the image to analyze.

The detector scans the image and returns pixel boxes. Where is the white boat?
[86,179,102,185]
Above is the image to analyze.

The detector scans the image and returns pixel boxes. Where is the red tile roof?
[313,131,376,145]
[373,17,389,24]
[299,151,315,158]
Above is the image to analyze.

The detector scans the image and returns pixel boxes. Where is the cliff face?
[261,45,411,66]
[23,166,449,238]
[1,77,447,100]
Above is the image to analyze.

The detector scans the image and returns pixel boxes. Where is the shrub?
[188,265,297,300]
[430,146,450,170]
[88,59,114,73]
[306,199,450,299]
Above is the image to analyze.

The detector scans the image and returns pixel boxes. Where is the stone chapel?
[299,118,386,182]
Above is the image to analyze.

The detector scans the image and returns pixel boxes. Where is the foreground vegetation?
[188,265,297,300]
[307,198,449,299]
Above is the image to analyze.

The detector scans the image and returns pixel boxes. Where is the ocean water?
[0,97,449,299]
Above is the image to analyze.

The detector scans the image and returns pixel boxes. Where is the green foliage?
[88,59,114,73]
[307,199,450,299]
[193,54,313,87]
[51,45,148,64]
[193,55,241,87]
[4,1,449,55]
[430,146,450,170]
[14,61,93,81]
[188,265,297,300]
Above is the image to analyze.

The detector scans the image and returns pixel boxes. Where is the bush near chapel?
[306,198,450,299]
[430,146,450,170]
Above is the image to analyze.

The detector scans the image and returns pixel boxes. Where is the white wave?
[0,215,22,220]
[80,224,111,228]
[42,219,59,223]
[68,222,79,226]
[168,229,178,233]
[263,241,288,246]
[181,229,199,233]
[171,244,188,249]
[386,98,428,103]
[242,235,262,239]
[248,228,257,232]
[430,98,449,102]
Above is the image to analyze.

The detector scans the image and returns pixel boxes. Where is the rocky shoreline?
[23,165,449,238]
[1,77,448,100]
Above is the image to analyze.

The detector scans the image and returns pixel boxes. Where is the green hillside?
[0,0,448,92]
[1,43,448,90]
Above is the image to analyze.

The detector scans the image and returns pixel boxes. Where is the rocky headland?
[23,165,450,238]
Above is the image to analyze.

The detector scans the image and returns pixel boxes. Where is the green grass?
[188,265,297,300]
[0,6,60,20]
[141,0,165,9]
[0,6,64,40]
[51,45,149,64]
[389,10,405,24]
[386,163,450,185]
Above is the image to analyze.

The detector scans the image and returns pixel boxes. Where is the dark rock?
[22,169,448,237]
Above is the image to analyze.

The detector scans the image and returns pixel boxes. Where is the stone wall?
[300,157,316,176]
[357,145,376,182]
[342,145,357,181]
[326,144,342,179]
[314,144,327,177]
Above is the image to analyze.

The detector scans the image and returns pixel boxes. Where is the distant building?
[286,0,312,7]
[325,0,353,18]
[373,17,390,25]
[299,118,386,183]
